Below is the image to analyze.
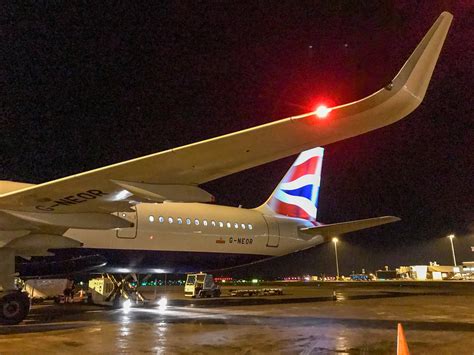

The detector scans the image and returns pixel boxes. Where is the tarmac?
[1,282,474,354]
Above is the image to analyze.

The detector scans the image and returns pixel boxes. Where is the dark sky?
[2,1,473,276]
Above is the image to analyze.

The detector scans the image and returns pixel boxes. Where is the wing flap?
[6,233,82,256]
[1,210,132,230]
[111,180,215,203]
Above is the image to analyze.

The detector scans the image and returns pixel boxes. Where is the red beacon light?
[314,105,331,119]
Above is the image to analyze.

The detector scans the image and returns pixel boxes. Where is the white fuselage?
[63,202,323,273]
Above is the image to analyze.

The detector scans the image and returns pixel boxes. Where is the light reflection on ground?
[1,287,474,353]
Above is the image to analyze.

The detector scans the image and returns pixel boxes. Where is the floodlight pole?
[448,234,457,266]
[333,238,340,279]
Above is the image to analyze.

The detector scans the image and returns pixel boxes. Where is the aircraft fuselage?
[62,202,322,273]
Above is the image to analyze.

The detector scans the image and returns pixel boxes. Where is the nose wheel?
[0,292,30,325]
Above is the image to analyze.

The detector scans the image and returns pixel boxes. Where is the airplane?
[0,12,452,324]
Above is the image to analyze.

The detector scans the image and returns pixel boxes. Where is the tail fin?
[259,147,324,221]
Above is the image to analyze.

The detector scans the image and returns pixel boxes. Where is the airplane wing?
[298,216,401,240]
[0,12,452,220]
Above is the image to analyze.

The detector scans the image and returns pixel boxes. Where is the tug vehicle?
[184,273,221,298]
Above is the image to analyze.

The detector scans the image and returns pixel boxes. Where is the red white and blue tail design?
[262,147,324,221]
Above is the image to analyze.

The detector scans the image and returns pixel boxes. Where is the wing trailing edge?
[1,210,133,230]
[6,233,82,256]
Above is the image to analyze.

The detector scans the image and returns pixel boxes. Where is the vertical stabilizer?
[258,147,324,221]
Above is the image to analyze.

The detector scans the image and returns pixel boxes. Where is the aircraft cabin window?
[219,221,224,228]
[186,218,191,225]
[148,215,154,223]
[177,217,183,224]
[168,217,174,224]
[226,222,231,228]
[234,223,239,229]
[211,220,216,227]
[203,220,208,226]
[248,224,253,230]
[241,223,246,229]
[158,216,164,223]
[195,219,200,226]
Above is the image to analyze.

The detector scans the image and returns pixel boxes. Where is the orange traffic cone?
[397,323,410,355]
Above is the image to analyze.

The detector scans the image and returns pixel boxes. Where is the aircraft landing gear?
[0,248,30,325]
[0,291,30,325]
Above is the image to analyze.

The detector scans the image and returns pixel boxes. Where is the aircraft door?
[264,216,280,247]
[116,210,138,239]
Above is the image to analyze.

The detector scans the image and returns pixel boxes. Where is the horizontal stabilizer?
[299,216,400,239]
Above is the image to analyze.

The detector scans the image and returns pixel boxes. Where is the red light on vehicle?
[314,105,331,119]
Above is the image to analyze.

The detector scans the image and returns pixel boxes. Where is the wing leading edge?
[0,12,453,214]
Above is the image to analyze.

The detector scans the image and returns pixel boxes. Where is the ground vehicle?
[184,273,221,298]
[25,279,72,303]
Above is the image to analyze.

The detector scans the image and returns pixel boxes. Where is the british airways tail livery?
[264,147,324,222]
[0,12,452,324]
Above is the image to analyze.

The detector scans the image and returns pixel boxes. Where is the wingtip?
[380,216,401,223]
[440,11,454,19]
[392,11,453,100]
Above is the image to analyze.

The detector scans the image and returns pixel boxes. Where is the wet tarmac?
[1,283,474,354]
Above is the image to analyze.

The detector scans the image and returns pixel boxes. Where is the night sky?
[2,1,473,277]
